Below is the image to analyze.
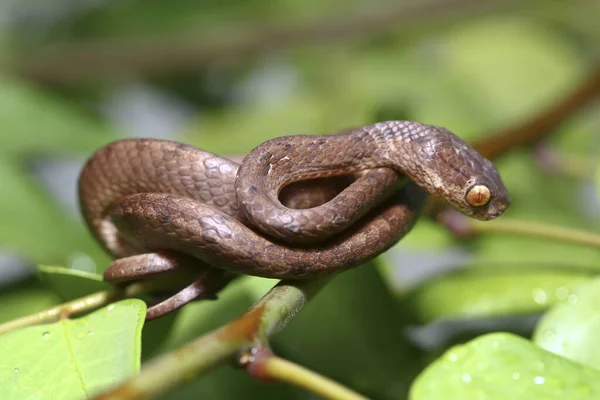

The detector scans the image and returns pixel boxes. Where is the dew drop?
[476,390,488,400]
[87,331,94,336]
[447,353,459,362]
[533,376,545,385]
[108,305,115,311]
[532,288,548,305]
[535,361,546,371]
[462,373,472,383]
[543,329,556,342]
[555,286,569,301]
[42,332,51,341]
[13,368,19,373]
[512,372,520,380]
[68,252,97,273]
[568,294,578,305]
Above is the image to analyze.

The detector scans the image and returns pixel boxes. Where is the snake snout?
[483,196,509,220]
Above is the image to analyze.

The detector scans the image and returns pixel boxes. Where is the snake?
[78,120,509,318]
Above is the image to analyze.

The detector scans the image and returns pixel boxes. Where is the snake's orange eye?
[465,185,491,207]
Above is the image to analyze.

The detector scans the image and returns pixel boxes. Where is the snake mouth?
[469,201,507,220]
[486,202,508,219]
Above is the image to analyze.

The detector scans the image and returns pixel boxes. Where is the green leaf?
[184,92,371,155]
[0,75,116,269]
[0,299,146,399]
[435,17,581,127]
[36,266,180,358]
[0,76,118,156]
[402,269,592,323]
[275,264,421,397]
[0,157,110,267]
[410,333,600,400]
[533,278,600,370]
[37,265,111,302]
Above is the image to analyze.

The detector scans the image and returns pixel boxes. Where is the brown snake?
[79,121,509,318]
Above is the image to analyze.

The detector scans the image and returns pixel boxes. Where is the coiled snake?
[79,121,509,318]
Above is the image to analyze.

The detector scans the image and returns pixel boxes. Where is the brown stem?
[253,355,369,400]
[474,66,600,161]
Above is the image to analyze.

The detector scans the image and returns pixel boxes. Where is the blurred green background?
[0,0,600,399]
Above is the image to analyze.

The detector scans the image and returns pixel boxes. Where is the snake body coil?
[236,121,508,244]
[78,121,509,316]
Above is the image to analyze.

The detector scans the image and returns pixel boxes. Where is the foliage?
[0,0,599,399]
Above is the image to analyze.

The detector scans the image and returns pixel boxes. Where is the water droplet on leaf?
[555,286,569,301]
[535,361,546,371]
[532,288,548,305]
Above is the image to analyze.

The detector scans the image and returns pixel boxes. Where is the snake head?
[459,169,510,220]
[412,125,510,220]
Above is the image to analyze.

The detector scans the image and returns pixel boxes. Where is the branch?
[250,355,369,400]
[93,277,332,400]
[473,65,600,161]
[0,290,115,335]
[439,212,600,248]
[13,0,526,84]
[91,64,600,400]
[471,219,600,247]
[0,278,206,335]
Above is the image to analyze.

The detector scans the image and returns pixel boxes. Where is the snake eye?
[465,184,491,207]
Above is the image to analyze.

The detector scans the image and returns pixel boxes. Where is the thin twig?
[14,0,526,84]
[0,277,203,335]
[0,290,116,335]
[93,278,331,400]
[470,218,600,247]
[259,356,369,400]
